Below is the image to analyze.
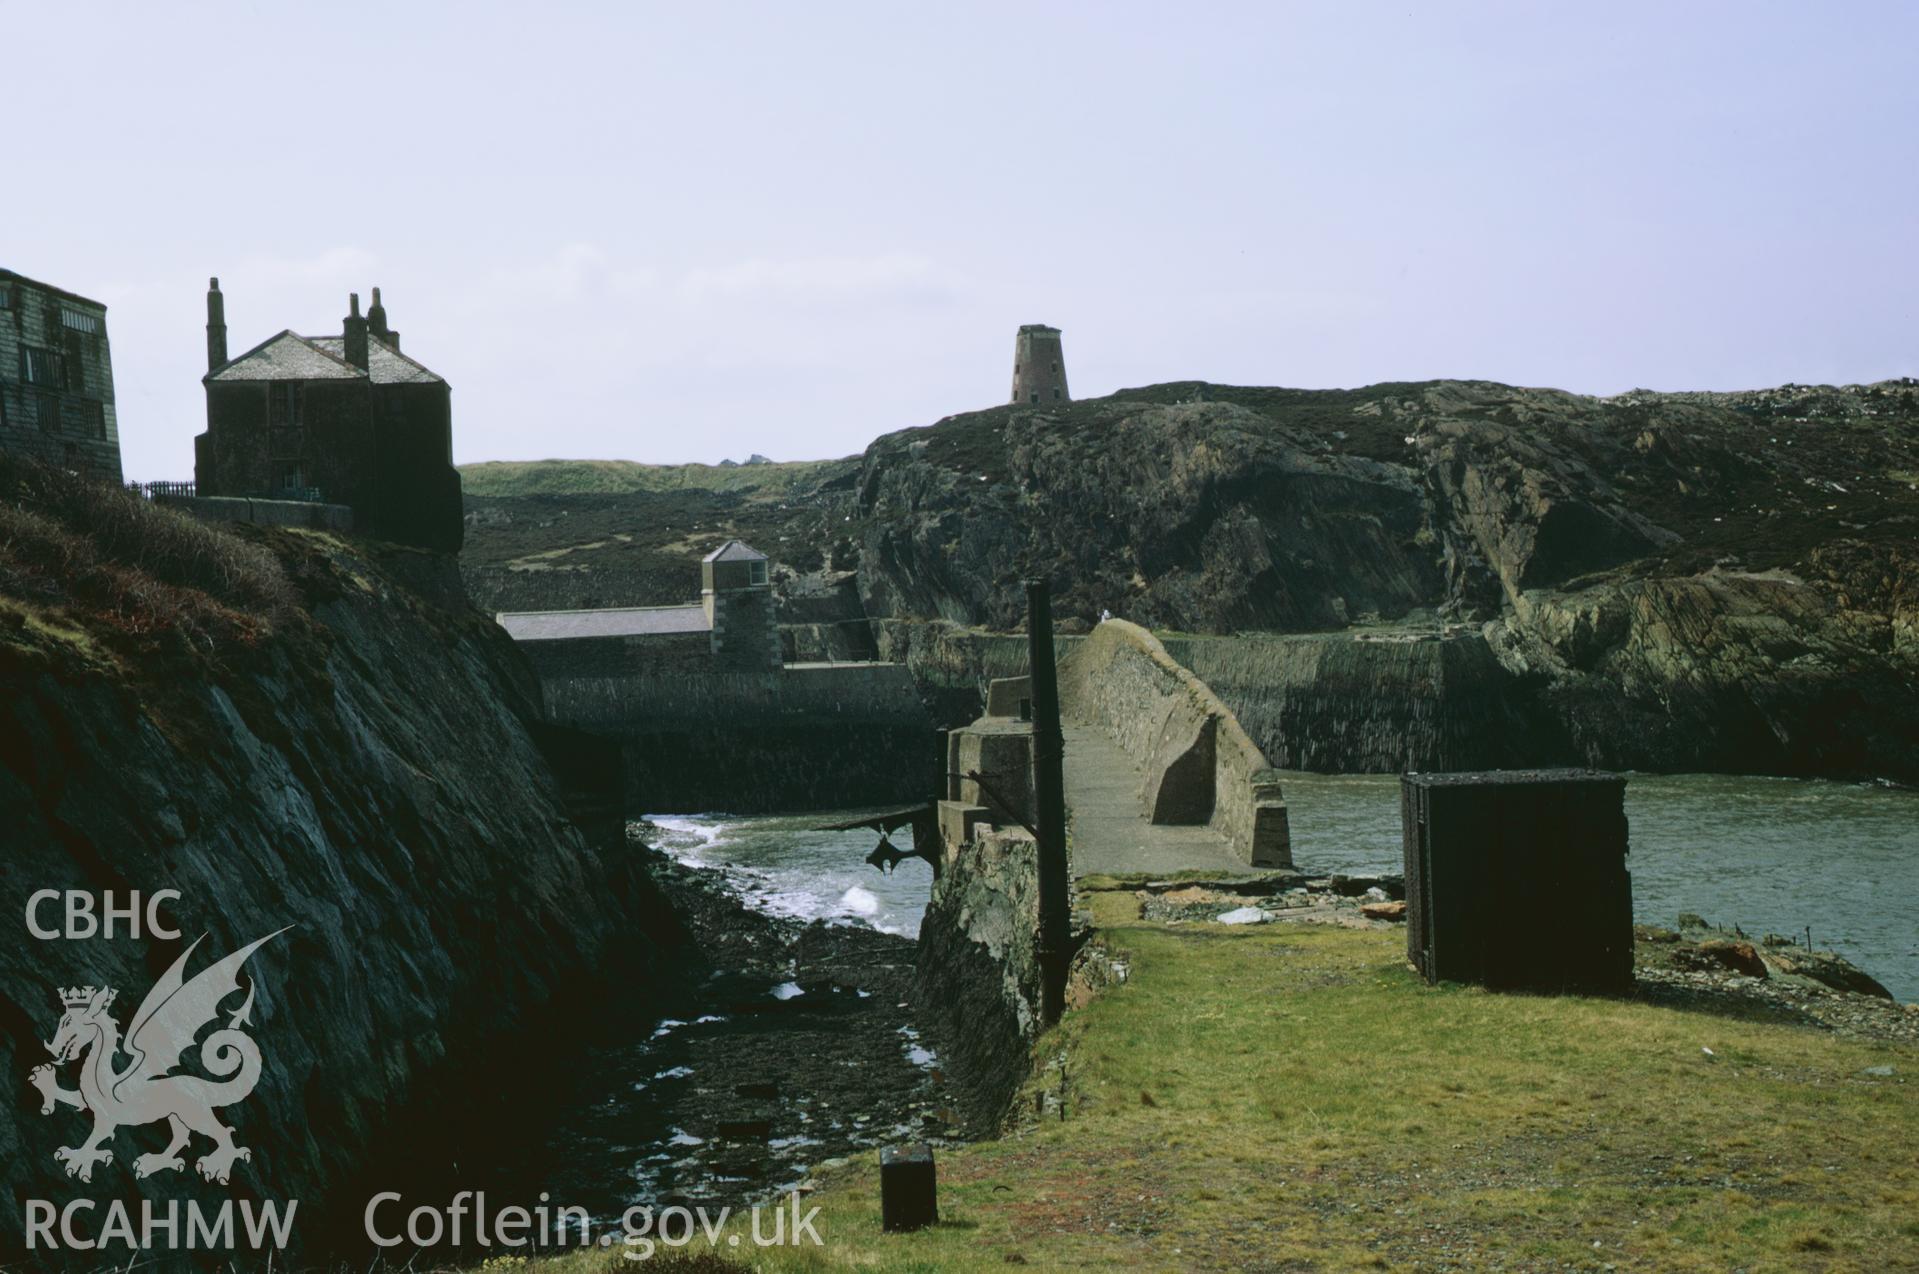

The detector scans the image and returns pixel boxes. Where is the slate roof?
[207,331,444,385]
[309,336,444,384]
[206,331,358,382]
[703,539,767,563]
[0,268,107,310]
[495,604,711,642]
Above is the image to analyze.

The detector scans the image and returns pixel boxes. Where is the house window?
[36,393,59,432]
[88,400,106,440]
[1053,388,1062,400]
[268,382,304,427]
[22,346,66,388]
[60,307,99,335]
[0,286,11,309]
[750,560,769,586]
[277,463,304,494]
[1029,391,1039,404]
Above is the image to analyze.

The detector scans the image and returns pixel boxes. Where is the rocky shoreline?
[592,830,964,1212]
[1101,872,1919,1047]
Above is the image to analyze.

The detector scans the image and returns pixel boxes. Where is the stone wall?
[538,662,938,813]
[911,825,1044,1133]
[155,493,355,533]
[199,374,462,554]
[517,629,713,681]
[1161,630,1560,774]
[708,580,783,671]
[1057,619,1292,867]
[873,618,1083,728]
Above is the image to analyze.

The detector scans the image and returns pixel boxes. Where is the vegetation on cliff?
[0,462,675,1254]
[0,454,295,660]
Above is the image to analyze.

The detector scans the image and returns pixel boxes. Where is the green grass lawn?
[513,903,1917,1272]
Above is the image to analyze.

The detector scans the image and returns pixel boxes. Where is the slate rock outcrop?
[0,480,675,1256]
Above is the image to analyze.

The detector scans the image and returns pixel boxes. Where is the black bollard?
[880,1142,938,1232]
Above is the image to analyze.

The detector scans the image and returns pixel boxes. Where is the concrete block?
[946,730,965,801]
[938,800,993,860]
[949,717,1035,828]
[985,675,1032,718]
[1248,800,1292,868]
[880,1143,938,1232]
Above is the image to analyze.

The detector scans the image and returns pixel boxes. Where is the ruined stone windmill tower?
[1010,324,1069,405]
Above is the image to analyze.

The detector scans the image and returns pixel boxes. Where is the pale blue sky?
[7,1,1914,479]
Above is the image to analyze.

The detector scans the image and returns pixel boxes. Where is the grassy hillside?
[0,454,296,668]
[459,457,851,499]
[516,899,1916,1272]
[458,454,865,614]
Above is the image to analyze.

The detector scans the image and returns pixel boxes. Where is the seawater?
[1276,772,1919,1003]
[650,777,1917,1003]
[647,810,931,937]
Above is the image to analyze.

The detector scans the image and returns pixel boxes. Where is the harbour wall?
[536,660,939,813]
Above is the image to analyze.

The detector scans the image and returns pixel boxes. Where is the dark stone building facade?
[0,268,122,481]
[194,281,462,552]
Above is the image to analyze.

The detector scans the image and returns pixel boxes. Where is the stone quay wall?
[536,660,938,813]
[912,824,1045,1133]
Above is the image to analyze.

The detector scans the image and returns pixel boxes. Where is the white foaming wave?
[839,886,881,917]
[644,815,730,864]
[749,885,834,925]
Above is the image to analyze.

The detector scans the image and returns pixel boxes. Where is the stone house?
[194,280,462,552]
[0,268,121,481]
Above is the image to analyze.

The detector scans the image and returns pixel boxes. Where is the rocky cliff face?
[853,380,1919,780]
[460,377,1919,781]
[0,466,674,1256]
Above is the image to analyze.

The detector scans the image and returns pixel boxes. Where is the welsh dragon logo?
[28,928,288,1186]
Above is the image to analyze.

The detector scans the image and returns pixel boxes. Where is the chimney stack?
[367,285,399,351]
[343,292,369,371]
[206,277,228,372]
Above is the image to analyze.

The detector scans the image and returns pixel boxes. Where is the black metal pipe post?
[1025,578,1070,1026]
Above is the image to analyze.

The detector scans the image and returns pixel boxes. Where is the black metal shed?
[1401,769,1633,993]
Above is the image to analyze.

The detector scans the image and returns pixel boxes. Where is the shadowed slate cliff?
[0,464,674,1256]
